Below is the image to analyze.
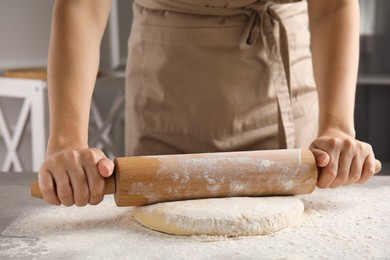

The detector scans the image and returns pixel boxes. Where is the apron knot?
[239,2,275,52]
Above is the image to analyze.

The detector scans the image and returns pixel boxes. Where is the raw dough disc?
[132,197,304,236]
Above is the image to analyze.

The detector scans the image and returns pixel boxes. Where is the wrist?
[318,124,356,139]
[46,134,88,156]
[318,113,356,138]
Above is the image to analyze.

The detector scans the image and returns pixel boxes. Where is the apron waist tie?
[239,3,295,149]
[135,0,297,149]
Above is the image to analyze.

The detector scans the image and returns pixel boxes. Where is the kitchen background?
[0,0,389,173]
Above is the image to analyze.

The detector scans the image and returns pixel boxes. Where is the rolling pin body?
[32,149,320,206]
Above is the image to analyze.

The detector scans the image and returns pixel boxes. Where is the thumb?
[98,158,115,177]
[310,147,330,168]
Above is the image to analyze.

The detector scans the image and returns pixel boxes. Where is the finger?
[67,166,90,207]
[84,162,105,205]
[52,167,74,207]
[317,153,339,189]
[310,140,335,188]
[329,152,352,188]
[98,158,115,177]
[61,150,90,207]
[38,170,60,205]
[80,149,106,205]
[344,156,363,186]
[310,147,330,168]
[358,153,376,184]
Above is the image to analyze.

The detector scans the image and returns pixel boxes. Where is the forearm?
[47,0,111,153]
[308,0,360,137]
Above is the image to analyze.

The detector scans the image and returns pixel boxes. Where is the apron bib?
[125,0,318,155]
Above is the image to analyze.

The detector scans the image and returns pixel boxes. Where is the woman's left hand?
[309,129,376,188]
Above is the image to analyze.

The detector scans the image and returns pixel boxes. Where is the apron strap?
[239,3,295,149]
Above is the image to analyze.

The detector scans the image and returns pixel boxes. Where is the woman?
[39,0,377,206]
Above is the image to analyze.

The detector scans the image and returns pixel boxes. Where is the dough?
[132,197,304,236]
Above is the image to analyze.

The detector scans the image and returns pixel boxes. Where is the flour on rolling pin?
[123,149,317,205]
[157,152,306,191]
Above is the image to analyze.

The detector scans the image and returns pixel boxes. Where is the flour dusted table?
[0,172,389,259]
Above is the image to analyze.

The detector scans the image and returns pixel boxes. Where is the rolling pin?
[31,148,382,206]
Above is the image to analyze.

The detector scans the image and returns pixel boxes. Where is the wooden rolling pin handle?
[30,175,116,199]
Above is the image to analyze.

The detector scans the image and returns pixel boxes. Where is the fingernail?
[103,163,111,173]
[106,161,114,170]
[318,154,327,164]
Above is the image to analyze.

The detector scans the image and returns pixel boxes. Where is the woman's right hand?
[38,147,115,207]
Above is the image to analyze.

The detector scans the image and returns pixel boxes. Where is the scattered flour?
[1,178,390,259]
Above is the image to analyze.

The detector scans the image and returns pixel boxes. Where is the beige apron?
[125,0,319,156]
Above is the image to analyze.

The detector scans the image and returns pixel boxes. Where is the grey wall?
[0,0,54,70]
[0,0,133,71]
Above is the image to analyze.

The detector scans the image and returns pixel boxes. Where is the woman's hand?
[38,147,115,206]
[310,129,376,188]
